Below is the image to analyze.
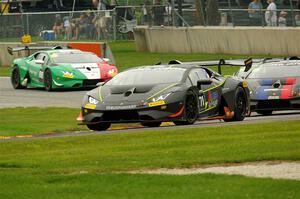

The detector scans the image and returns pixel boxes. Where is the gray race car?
[77,63,250,131]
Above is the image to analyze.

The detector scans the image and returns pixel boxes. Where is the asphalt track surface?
[1,77,300,141]
[0,77,87,108]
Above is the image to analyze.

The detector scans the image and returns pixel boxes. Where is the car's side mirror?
[197,79,212,90]
[96,82,105,87]
[35,60,44,65]
[103,58,110,62]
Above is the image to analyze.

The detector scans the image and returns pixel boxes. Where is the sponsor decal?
[63,71,74,79]
[106,105,137,110]
[148,100,166,107]
[268,96,280,99]
[208,91,218,107]
[84,103,96,109]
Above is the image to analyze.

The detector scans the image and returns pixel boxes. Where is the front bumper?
[79,101,184,124]
[52,78,104,89]
[250,98,300,111]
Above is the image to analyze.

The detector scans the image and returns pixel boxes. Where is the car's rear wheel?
[44,69,53,91]
[141,122,162,127]
[256,110,273,115]
[173,91,198,125]
[224,87,247,122]
[87,122,111,131]
[11,66,25,89]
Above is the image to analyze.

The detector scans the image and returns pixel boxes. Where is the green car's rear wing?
[7,45,69,56]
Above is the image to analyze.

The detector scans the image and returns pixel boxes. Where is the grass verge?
[0,172,299,199]
[1,114,300,198]
[1,120,300,172]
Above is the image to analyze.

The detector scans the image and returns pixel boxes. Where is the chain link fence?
[1,1,300,40]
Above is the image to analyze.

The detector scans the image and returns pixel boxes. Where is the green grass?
[1,120,300,172]
[1,119,300,198]
[0,107,87,136]
[1,172,299,199]
[0,41,264,76]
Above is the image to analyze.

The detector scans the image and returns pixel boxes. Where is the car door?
[27,52,46,85]
[188,68,223,116]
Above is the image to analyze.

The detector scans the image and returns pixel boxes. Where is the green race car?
[11,49,118,91]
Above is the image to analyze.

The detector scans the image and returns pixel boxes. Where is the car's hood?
[88,83,181,104]
[247,77,300,100]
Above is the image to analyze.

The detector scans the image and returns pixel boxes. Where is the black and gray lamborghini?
[78,63,250,131]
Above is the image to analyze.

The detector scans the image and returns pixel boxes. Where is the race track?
[1,76,300,141]
[0,77,87,108]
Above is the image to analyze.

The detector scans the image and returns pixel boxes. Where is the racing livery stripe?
[146,83,178,100]
[98,86,103,102]
[280,78,295,99]
[203,80,225,92]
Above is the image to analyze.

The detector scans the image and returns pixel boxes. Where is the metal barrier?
[1,3,300,40]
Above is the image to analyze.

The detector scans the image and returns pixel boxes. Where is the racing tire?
[44,69,53,91]
[11,66,25,89]
[173,91,198,125]
[141,122,162,127]
[87,122,111,131]
[256,110,273,115]
[224,87,247,122]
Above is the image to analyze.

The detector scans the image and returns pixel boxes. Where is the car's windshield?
[51,52,102,63]
[106,67,186,85]
[248,65,300,79]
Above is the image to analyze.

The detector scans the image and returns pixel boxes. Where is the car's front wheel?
[173,90,198,125]
[141,122,162,127]
[44,69,53,91]
[224,87,247,122]
[87,122,111,131]
[11,66,25,89]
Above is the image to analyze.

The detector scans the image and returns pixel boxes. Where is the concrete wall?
[134,26,300,56]
[0,41,114,67]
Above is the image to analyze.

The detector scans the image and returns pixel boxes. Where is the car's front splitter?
[80,101,184,124]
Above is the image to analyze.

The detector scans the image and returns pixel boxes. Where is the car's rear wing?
[168,56,300,74]
[7,45,69,56]
[168,58,262,74]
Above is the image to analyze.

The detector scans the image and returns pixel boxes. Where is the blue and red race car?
[236,59,300,115]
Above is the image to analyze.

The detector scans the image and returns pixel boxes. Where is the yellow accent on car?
[148,100,166,107]
[63,71,74,79]
[242,81,248,88]
[84,103,96,110]
[98,87,103,102]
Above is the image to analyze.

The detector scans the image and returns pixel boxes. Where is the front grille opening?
[83,79,101,86]
[257,100,291,109]
[103,110,139,121]
[139,115,155,121]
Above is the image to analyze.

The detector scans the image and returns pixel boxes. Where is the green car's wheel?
[173,90,198,126]
[141,122,162,127]
[87,123,111,131]
[224,87,247,122]
[11,66,25,89]
[44,69,53,91]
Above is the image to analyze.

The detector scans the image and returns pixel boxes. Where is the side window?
[35,53,44,60]
[196,68,210,79]
[188,70,199,86]
[188,69,210,86]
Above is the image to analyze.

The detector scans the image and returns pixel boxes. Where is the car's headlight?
[88,96,99,105]
[151,93,171,102]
